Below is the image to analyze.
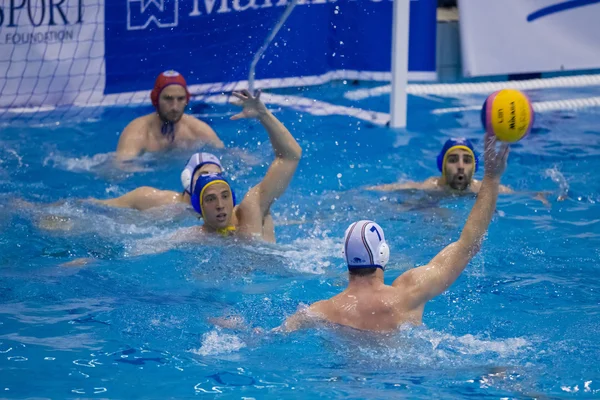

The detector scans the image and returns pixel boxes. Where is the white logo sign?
[127,0,179,30]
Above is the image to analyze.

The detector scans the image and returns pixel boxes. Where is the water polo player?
[281,132,510,332]
[92,152,223,211]
[172,89,301,242]
[116,70,224,161]
[368,137,514,195]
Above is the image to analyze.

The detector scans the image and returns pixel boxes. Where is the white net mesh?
[0,0,436,123]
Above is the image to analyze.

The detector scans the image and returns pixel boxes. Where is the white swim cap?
[181,152,223,194]
[342,220,390,270]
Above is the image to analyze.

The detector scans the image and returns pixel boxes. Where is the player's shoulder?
[423,176,442,189]
[123,114,153,134]
[470,179,482,192]
[391,267,420,290]
[180,113,204,126]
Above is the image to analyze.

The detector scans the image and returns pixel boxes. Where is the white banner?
[0,0,105,108]
[458,0,600,77]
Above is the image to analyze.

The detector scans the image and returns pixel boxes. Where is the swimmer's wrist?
[483,173,501,183]
[256,108,271,120]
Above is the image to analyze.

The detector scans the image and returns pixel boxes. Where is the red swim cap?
[150,70,191,109]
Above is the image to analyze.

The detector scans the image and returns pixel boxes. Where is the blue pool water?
[1,82,599,398]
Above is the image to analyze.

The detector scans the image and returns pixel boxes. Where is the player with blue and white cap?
[170,89,301,241]
[93,152,223,211]
[281,132,511,332]
[95,89,300,242]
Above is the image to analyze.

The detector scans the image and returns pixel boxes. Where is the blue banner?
[104,0,436,94]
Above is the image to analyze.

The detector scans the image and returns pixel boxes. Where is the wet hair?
[349,267,378,277]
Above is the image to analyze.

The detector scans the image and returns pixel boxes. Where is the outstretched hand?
[230,89,269,120]
[483,131,510,178]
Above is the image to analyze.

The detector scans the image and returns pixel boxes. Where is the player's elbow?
[456,237,482,258]
[208,136,225,148]
[294,145,302,161]
[277,146,302,163]
[115,148,138,163]
[500,185,514,194]
[286,143,302,161]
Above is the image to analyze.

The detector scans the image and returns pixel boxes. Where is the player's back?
[311,284,423,332]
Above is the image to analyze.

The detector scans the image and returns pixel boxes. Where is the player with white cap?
[281,131,510,332]
[92,152,223,211]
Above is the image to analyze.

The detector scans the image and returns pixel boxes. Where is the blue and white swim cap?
[181,152,223,194]
[436,138,479,176]
[190,173,236,216]
[342,220,390,270]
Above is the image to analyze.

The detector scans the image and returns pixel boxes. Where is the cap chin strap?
[160,119,175,143]
[216,226,236,236]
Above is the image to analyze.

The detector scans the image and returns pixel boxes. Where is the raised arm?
[394,132,509,306]
[234,90,302,218]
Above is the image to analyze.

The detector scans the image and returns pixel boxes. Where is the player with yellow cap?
[171,89,302,242]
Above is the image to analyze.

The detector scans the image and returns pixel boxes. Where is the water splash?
[544,166,569,200]
[192,330,246,356]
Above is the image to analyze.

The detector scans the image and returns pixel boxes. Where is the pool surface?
[1,82,599,398]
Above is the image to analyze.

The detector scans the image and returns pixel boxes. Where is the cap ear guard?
[181,152,223,194]
[378,241,390,268]
[181,168,192,195]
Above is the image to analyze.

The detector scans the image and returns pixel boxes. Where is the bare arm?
[367,179,435,192]
[280,312,310,333]
[116,119,146,161]
[191,117,225,148]
[234,90,302,218]
[497,184,550,206]
[498,184,513,194]
[394,132,509,306]
[278,303,323,333]
[92,187,180,211]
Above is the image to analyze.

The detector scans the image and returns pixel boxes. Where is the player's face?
[158,85,187,122]
[444,149,475,190]
[201,183,234,230]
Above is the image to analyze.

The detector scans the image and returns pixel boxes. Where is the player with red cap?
[116,70,224,161]
[99,89,299,242]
